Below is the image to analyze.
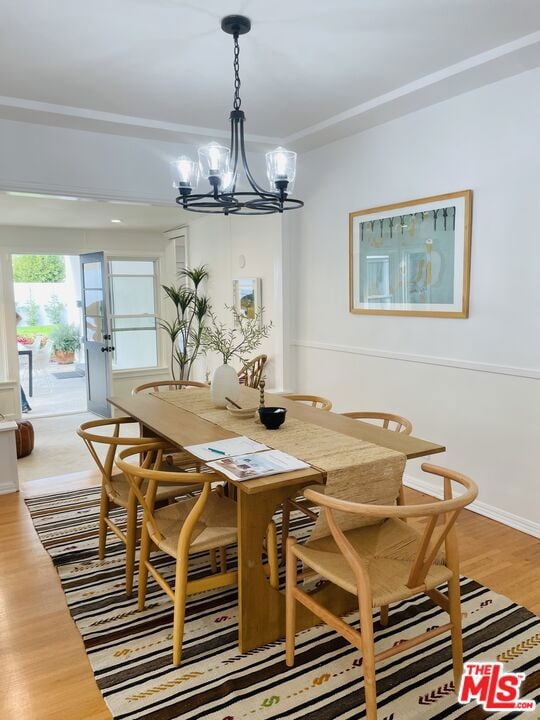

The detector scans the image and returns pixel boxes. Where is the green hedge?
[12,255,65,282]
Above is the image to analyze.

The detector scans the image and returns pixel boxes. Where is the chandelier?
[173,15,303,216]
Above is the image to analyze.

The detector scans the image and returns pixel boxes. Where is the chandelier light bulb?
[175,156,198,189]
[266,147,297,192]
[198,142,230,184]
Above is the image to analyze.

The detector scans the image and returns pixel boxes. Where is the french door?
[80,252,112,417]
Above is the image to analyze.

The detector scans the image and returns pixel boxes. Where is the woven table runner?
[152,388,406,530]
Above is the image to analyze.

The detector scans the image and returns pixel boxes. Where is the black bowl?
[258,406,287,430]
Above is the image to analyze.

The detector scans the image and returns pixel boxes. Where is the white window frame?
[108,255,161,373]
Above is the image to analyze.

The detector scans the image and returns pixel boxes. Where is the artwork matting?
[349,190,472,318]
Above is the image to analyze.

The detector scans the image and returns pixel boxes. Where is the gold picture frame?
[349,190,472,318]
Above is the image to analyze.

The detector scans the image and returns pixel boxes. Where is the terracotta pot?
[55,350,75,365]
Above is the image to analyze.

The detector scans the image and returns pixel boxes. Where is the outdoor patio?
[20,361,86,416]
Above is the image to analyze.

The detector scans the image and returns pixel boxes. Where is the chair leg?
[209,548,217,573]
[285,538,297,667]
[137,524,151,611]
[266,521,279,590]
[98,487,109,561]
[173,557,188,667]
[281,500,291,565]
[219,546,227,574]
[358,593,378,720]
[448,574,464,688]
[379,605,389,627]
[125,493,137,597]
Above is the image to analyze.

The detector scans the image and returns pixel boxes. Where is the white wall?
[187,214,286,390]
[0,226,177,417]
[292,68,540,534]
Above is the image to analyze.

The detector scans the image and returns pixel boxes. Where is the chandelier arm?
[238,116,275,198]
[230,115,240,193]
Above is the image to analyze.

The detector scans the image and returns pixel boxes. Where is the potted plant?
[202,306,272,407]
[159,266,210,381]
[51,324,81,364]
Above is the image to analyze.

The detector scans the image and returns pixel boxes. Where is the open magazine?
[206,449,310,481]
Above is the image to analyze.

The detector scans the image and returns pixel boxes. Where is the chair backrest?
[116,442,218,557]
[238,354,268,388]
[283,394,333,411]
[77,417,156,501]
[29,335,42,353]
[33,340,53,371]
[132,379,209,396]
[304,463,478,590]
[342,411,412,434]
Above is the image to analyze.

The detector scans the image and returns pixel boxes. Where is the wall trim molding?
[293,339,540,381]
[404,473,540,539]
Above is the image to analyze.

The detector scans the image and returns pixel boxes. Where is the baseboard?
[404,473,540,539]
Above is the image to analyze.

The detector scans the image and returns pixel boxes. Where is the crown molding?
[0,32,539,151]
[0,96,283,148]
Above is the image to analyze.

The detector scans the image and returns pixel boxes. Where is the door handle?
[100,346,115,353]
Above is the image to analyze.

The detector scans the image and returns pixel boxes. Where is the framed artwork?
[349,190,472,318]
[233,277,261,320]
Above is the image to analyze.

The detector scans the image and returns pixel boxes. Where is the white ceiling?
[0,193,186,230]
[1,1,540,149]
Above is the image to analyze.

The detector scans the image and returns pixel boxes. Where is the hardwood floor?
[0,475,538,720]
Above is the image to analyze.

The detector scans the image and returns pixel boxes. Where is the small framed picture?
[349,190,472,318]
[233,277,261,320]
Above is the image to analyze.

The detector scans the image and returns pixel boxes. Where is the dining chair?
[342,411,413,435]
[116,441,280,666]
[282,393,333,411]
[77,417,202,596]
[279,393,333,558]
[283,412,414,551]
[33,339,54,391]
[132,379,209,395]
[238,354,268,388]
[285,463,478,720]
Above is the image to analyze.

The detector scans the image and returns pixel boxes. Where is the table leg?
[237,481,357,652]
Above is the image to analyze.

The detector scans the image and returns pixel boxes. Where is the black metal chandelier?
[173,15,303,216]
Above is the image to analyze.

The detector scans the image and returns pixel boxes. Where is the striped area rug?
[25,488,540,719]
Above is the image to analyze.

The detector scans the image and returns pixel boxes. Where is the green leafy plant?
[201,306,272,365]
[159,265,210,380]
[23,298,40,326]
[12,255,65,282]
[50,324,81,353]
[44,294,66,325]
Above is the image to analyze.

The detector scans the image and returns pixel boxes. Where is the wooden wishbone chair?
[279,393,333,559]
[238,354,268,389]
[342,411,413,435]
[282,393,333,411]
[77,417,202,596]
[343,411,413,508]
[132,379,209,395]
[285,464,478,720]
[116,442,280,666]
[283,411,414,556]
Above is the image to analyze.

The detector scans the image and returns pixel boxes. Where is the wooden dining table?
[109,387,445,652]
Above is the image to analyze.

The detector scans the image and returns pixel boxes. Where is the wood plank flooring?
[0,474,538,720]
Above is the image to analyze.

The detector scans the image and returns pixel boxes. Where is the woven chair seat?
[294,518,452,606]
[154,492,238,556]
[109,471,202,508]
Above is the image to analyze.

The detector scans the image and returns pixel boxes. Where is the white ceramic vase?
[211,363,240,408]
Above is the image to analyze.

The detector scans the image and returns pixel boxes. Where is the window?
[108,259,158,370]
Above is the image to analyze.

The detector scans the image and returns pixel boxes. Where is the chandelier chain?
[233,34,241,110]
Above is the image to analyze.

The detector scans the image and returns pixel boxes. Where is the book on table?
[183,435,309,481]
[206,449,310,482]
